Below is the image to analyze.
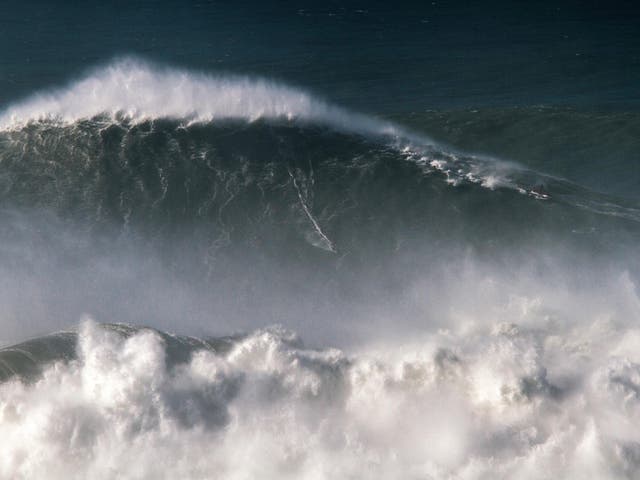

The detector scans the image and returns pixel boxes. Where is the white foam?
[2,305,640,479]
[0,57,400,139]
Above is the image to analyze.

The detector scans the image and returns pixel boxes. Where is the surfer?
[531,183,550,199]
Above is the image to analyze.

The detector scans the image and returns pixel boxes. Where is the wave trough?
[2,318,640,479]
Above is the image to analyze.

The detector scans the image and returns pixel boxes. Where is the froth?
[0,58,399,138]
[2,315,640,479]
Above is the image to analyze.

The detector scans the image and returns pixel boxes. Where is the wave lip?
[0,57,401,139]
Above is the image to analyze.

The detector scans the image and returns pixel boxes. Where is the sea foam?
[2,307,640,479]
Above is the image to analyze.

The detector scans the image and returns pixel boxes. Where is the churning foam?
[2,305,640,480]
[0,57,400,139]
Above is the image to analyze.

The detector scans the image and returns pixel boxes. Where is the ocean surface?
[1,1,640,478]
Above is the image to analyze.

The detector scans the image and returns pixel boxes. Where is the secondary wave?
[1,318,640,479]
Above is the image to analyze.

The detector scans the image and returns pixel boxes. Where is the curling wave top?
[0,58,401,139]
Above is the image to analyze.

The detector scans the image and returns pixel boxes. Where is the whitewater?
[0,58,403,137]
[1,59,640,479]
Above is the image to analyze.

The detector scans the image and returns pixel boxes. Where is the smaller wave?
[2,318,640,479]
[0,323,237,383]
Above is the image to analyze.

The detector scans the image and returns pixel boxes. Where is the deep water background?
[1,0,639,112]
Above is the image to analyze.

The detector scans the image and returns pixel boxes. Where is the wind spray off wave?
[0,58,401,138]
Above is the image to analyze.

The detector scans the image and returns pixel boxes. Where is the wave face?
[1,60,640,479]
[398,108,640,201]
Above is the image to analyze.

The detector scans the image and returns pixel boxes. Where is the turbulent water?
[1,56,640,479]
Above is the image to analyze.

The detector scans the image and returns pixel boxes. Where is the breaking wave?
[2,58,640,479]
[2,318,640,479]
[0,57,400,138]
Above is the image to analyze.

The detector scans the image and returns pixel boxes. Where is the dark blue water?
[2,0,639,112]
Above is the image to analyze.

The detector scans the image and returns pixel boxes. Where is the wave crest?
[0,58,400,139]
